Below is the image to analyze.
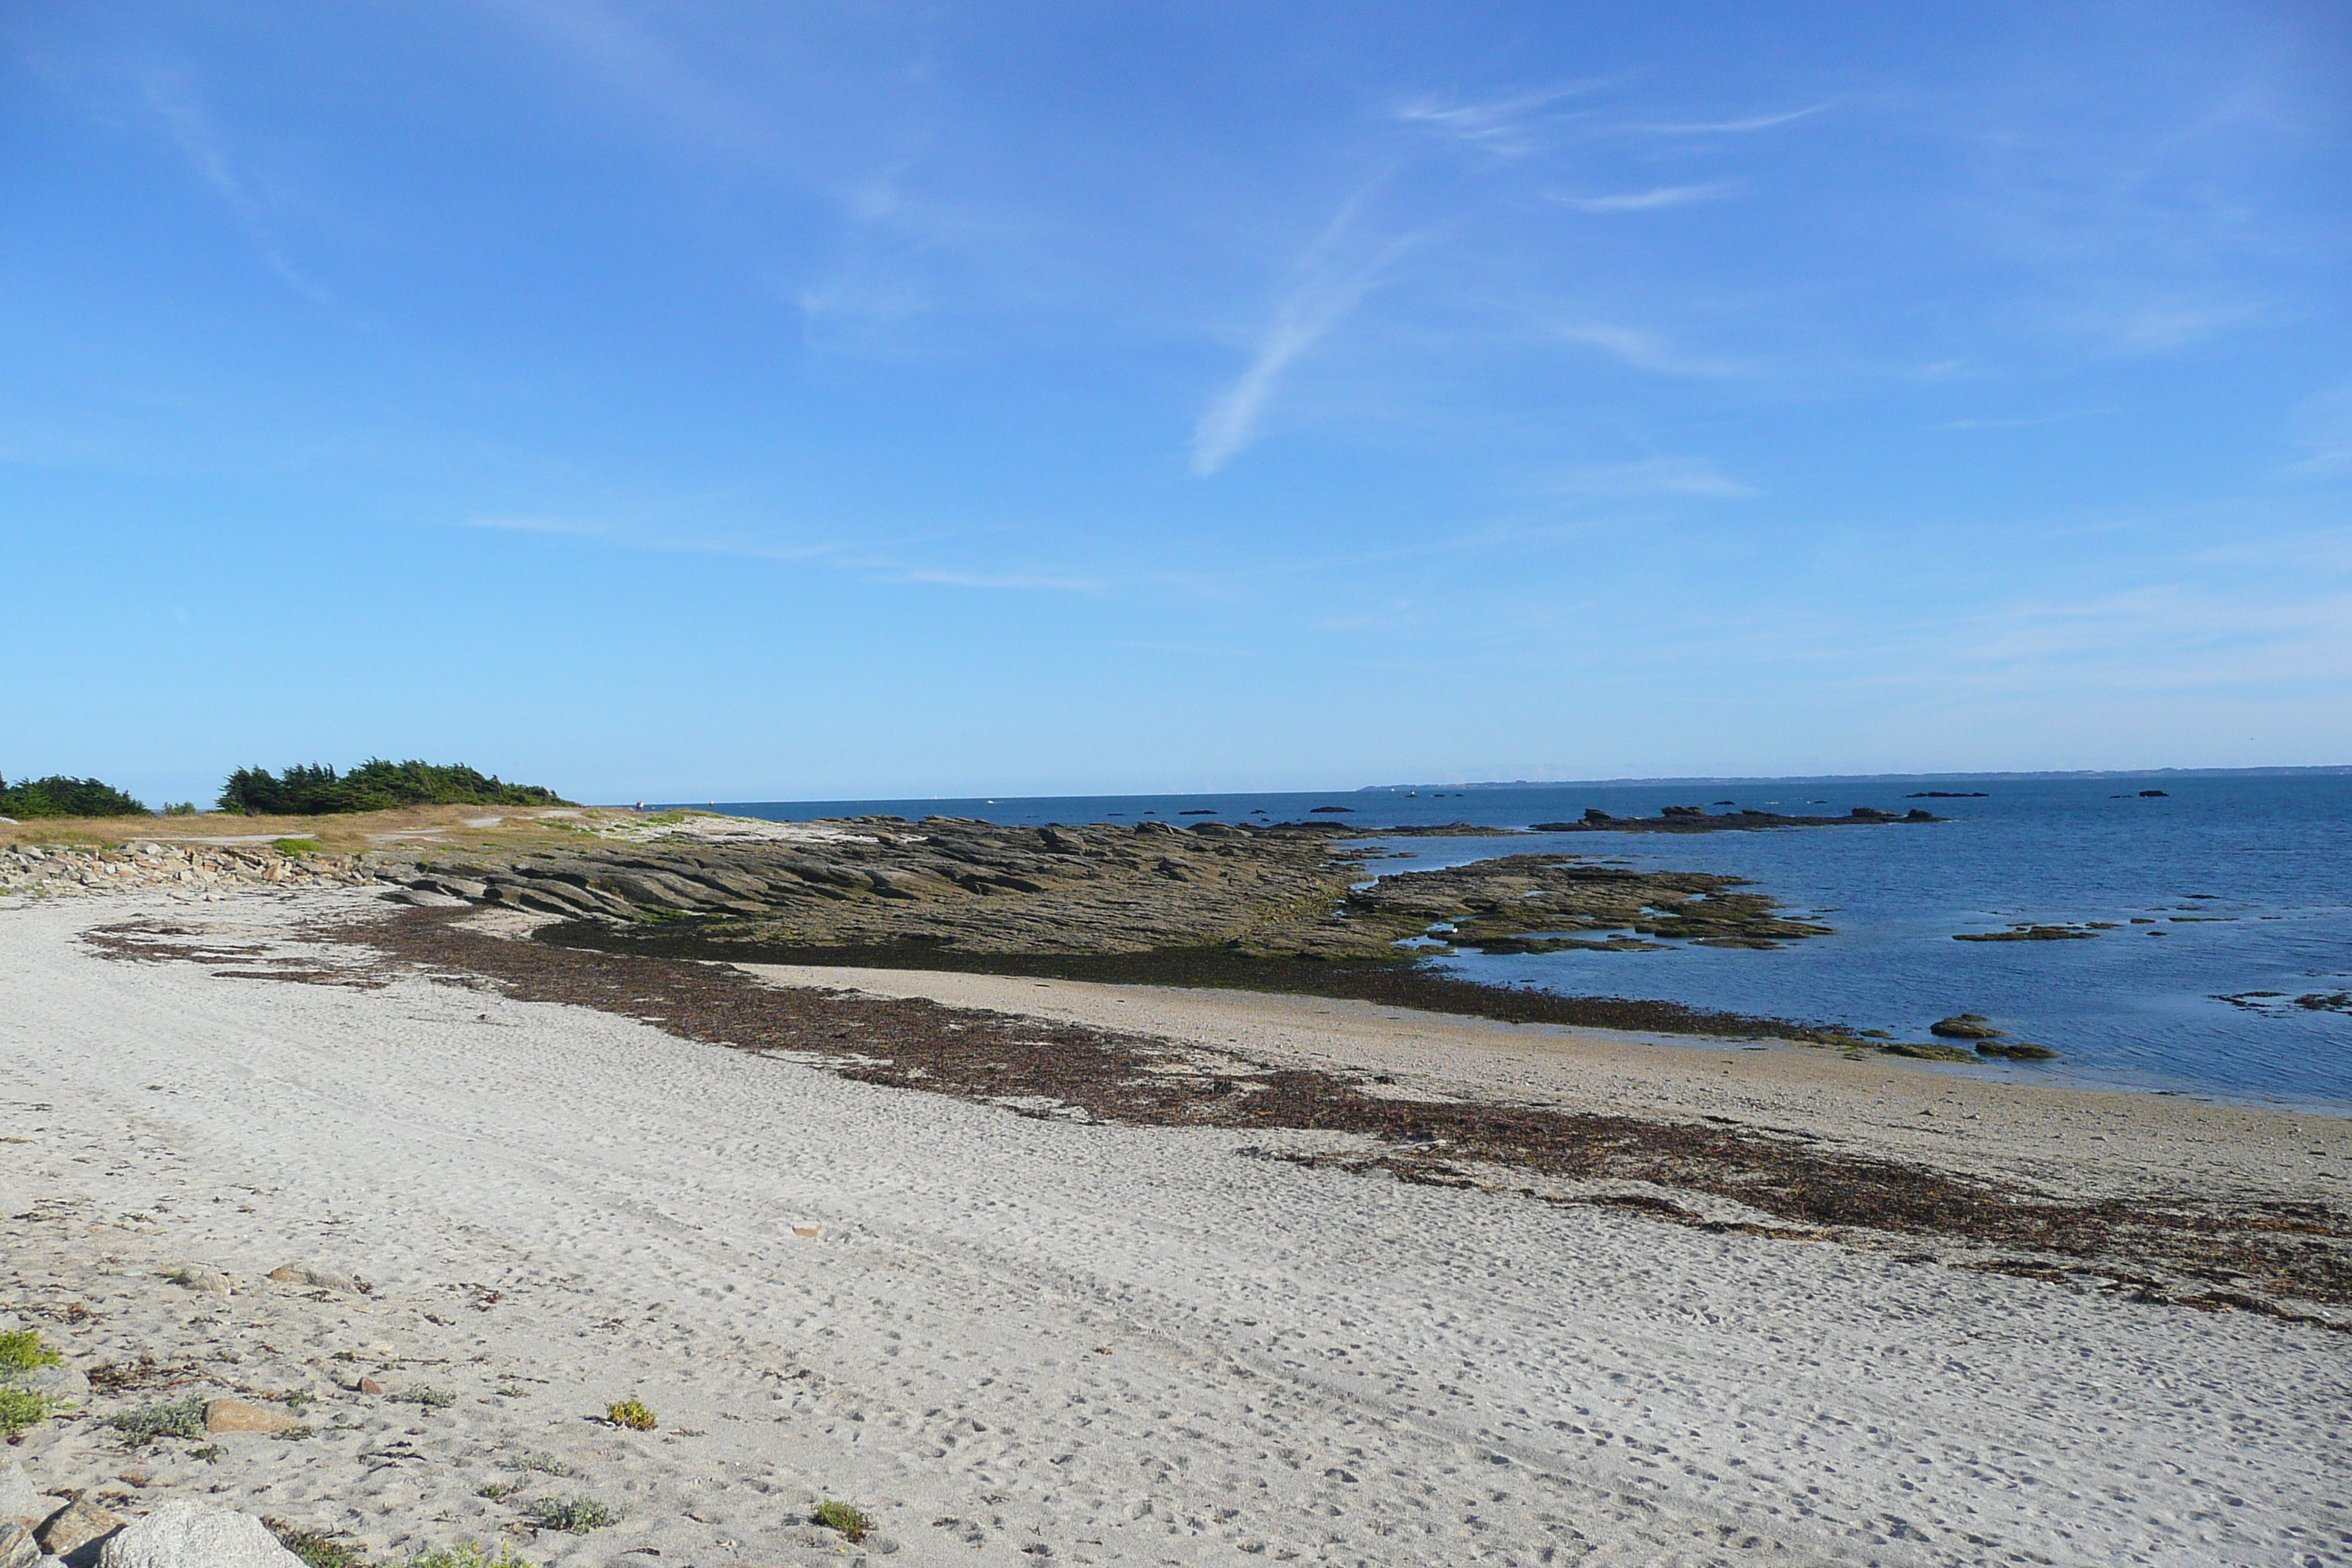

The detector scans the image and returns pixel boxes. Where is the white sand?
[3,889,2348,1567]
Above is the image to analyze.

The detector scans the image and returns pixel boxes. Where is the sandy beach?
[4,883,2349,1567]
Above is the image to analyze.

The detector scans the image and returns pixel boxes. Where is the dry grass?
[0,803,638,856]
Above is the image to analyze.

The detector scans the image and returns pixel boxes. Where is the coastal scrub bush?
[0,1329,62,1372]
[523,1496,620,1534]
[402,1544,538,1568]
[515,1452,569,1475]
[108,1392,208,1444]
[392,1384,456,1409]
[162,802,198,816]
[604,1398,656,1430]
[0,774,148,818]
[812,1500,872,1542]
[265,1520,365,1568]
[0,1387,48,1438]
[273,837,323,857]
[219,760,571,815]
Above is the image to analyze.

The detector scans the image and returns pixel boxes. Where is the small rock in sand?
[37,1498,124,1558]
[0,1462,37,1523]
[350,1376,383,1395]
[165,1267,232,1294]
[202,1399,296,1435]
[266,1264,355,1292]
[0,1521,39,1568]
[96,1501,302,1568]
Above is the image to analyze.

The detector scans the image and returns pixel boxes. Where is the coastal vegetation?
[218,759,571,815]
[813,1499,873,1542]
[0,773,148,817]
[604,1398,657,1430]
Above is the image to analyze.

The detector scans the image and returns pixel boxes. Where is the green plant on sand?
[266,1520,366,1568]
[392,1384,456,1409]
[813,1499,872,1542]
[108,1392,208,1444]
[401,1543,539,1568]
[522,1496,620,1534]
[603,1398,656,1430]
[0,1329,63,1372]
[0,1387,48,1438]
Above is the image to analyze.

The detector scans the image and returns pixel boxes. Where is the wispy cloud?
[140,71,329,302]
[1554,324,1741,378]
[1551,457,1757,500]
[1191,186,1416,475]
[1629,102,1835,135]
[1395,84,1600,155]
[1549,183,1730,214]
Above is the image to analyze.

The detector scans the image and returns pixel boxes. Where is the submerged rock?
[1929,1014,2003,1039]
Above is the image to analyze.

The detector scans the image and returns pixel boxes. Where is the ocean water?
[702,775,2352,1112]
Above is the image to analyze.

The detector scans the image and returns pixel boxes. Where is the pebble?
[202,1399,298,1436]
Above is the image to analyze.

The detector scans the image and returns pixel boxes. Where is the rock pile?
[0,844,374,902]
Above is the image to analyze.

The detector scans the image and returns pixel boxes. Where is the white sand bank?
[744,966,2352,1204]
[2,891,2347,1567]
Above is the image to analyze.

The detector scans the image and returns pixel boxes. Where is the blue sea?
[693,774,2352,1112]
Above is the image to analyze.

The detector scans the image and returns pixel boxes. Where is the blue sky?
[4,2,2348,806]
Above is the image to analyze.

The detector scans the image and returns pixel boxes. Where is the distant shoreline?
[1362,763,2352,791]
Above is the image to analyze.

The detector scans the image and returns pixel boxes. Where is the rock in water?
[36,1498,124,1559]
[1929,1014,2004,1040]
[96,1501,304,1568]
[203,1398,297,1435]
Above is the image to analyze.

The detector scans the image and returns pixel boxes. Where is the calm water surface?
[706,776,2352,1112]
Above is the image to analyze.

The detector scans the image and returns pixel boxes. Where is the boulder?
[37,1499,124,1560]
[0,1522,37,1568]
[1929,1014,2004,1040]
[0,1463,37,1524]
[203,1399,296,1435]
[266,1264,355,1293]
[95,1502,302,1568]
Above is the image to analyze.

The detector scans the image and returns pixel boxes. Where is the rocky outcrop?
[0,843,374,901]
[95,1502,303,1568]
[376,818,1834,960]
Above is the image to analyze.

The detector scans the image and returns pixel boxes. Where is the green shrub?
[392,1384,456,1409]
[515,1452,569,1476]
[162,802,198,816]
[219,761,571,816]
[0,1387,47,1438]
[813,1499,872,1542]
[108,1392,208,1444]
[272,838,323,857]
[0,1329,62,1372]
[265,1520,366,1568]
[603,1398,656,1431]
[402,1544,538,1568]
[522,1496,620,1534]
[0,774,148,818]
